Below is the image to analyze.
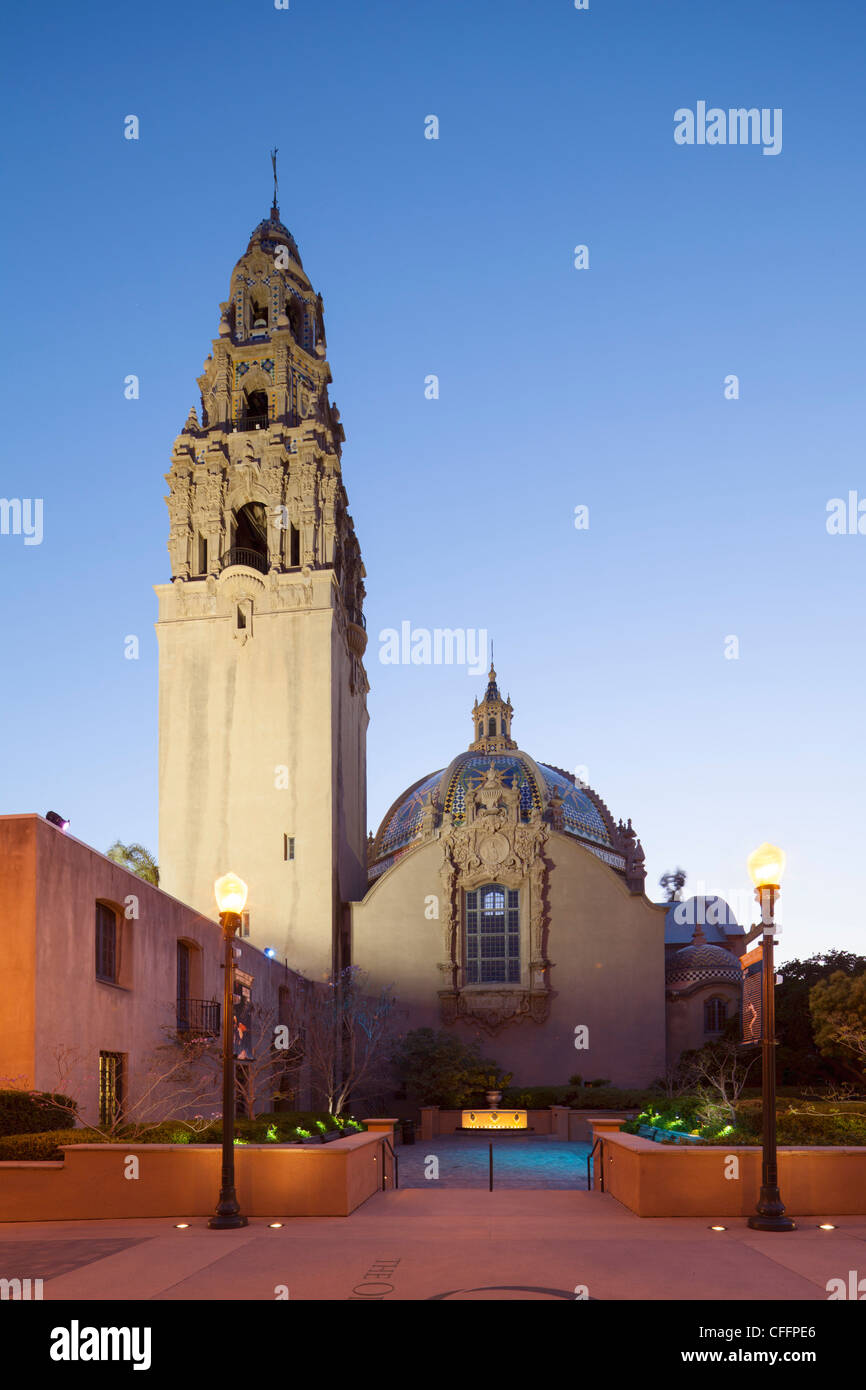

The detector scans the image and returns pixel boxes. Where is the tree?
[677,1035,758,1126]
[229,1002,304,1119]
[106,841,159,886]
[37,1028,220,1139]
[300,966,398,1116]
[809,971,866,1080]
[391,1028,503,1108]
[775,950,866,1086]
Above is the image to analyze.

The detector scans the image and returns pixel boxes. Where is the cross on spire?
[270,147,279,217]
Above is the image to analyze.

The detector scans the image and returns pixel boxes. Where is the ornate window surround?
[437,762,551,1034]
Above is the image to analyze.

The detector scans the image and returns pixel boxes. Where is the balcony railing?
[177,998,221,1037]
[231,413,270,432]
[221,547,268,575]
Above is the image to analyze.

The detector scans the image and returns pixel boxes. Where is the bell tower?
[155,191,368,978]
[469,664,516,753]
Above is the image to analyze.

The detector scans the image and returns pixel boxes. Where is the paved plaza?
[1,1188,862,1301]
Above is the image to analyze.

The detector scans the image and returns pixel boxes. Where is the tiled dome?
[247,211,302,268]
[369,749,623,880]
[367,669,639,884]
[666,941,742,988]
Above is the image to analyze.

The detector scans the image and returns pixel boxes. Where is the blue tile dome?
[247,210,302,267]
[369,749,625,880]
[666,941,742,989]
[368,671,636,882]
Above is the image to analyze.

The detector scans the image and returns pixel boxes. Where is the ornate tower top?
[162,189,367,679]
[469,663,516,753]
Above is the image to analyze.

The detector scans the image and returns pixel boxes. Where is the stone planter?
[485,1091,502,1108]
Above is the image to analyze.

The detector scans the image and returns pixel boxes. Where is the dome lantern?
[469,661,516,753]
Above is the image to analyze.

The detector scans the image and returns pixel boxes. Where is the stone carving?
[438,988,550,1034]
[437,768,551,1032]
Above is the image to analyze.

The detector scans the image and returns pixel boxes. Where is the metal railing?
[177,998,221,1037]
[380,1136,399,1191]
[586,1136,605,1192]
[231,413,270,432]
[221,547,268,575]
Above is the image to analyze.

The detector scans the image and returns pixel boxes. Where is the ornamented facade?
[155,200,748,1081]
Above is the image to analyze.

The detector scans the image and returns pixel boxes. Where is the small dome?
[248,209,302,267]
[666,939,742,989]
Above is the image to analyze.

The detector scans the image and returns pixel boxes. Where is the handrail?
[587,1135,605,1192]
[379,1135,399,1191]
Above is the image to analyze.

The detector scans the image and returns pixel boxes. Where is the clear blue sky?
[1,0,863,964]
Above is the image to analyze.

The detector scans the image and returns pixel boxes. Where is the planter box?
[590,1126,866,1217]
[0,1133,392,1221]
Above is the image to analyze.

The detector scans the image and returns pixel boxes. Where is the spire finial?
[270,147,279,217]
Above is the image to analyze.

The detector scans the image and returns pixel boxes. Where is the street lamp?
[746,843,796,1232]
[208,872,249,1230]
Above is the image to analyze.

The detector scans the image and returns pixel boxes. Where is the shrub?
[0,1089,77,1138]
[564,1086,664,1111]
[502,1086,570,1109]
[0,1129,99,1161]
[391,1028,504,1108]
[190,1112,346,1144]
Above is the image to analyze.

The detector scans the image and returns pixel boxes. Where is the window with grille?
[704,996,727,1034]
[99,1051,124,1127]
[465,884,519,984]
[95,902,118,983]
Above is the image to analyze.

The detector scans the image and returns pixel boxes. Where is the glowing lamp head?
[214,872,248,916]
[747,843,786,890]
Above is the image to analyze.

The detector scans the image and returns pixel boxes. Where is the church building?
[154,198,749,1090]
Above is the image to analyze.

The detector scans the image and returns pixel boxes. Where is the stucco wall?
[351,830,667,1087]
[157,569,366,979]
[1,815,308,1126]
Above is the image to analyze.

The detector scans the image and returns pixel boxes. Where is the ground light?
[709,1225,727,1231]
[175,1223,190,1229]
[209,872,249,1231]
[818,1224,837,1230]
[746,844,796,1233]
[269,1223,283,1229]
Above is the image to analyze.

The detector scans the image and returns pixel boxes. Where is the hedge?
[0,1111,364,1161]
[0,1090,77,1138]
[0,1129,97,1161]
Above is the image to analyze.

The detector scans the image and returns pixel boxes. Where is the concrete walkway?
[1,1190,862,1301]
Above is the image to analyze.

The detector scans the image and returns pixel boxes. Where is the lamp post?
[746,843,796,1233]
[208,871,249,1230]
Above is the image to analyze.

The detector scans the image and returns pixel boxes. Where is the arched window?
[465,884,519,984]
[488,717,496,736]
[704,996,727,1034]
[251,298,268,332]
[244,389,269,427]
[232,502,268,567]
[95,902,118,983]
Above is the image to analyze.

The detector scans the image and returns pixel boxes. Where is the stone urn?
[485,1090,502,1109]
